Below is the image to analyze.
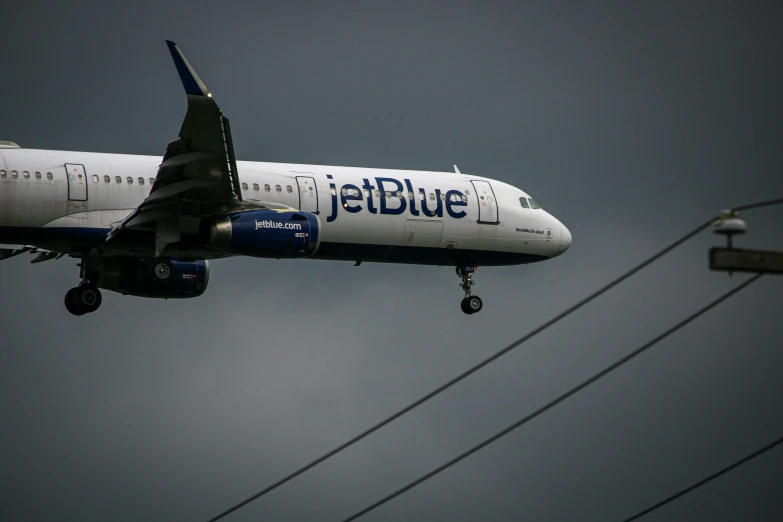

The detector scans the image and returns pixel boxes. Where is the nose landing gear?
[457,265,483,314]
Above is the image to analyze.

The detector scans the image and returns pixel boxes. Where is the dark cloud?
[1,1,782,521]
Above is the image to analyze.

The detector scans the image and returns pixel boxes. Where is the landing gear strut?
[457,265,483,315]
[64,258,103,316]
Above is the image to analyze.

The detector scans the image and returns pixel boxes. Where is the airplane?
[0,41,571,316]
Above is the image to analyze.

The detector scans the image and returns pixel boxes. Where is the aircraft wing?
[107,41,245,252]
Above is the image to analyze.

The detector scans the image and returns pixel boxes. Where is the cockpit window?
[528,197,542,209]
[519,197,529,209]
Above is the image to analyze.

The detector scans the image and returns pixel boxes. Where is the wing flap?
[107,41,245,249]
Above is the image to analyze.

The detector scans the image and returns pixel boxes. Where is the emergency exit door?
[65,163,88,201]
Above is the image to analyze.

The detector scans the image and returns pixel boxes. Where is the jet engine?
[202,209,321,258]
[97,259,210,299]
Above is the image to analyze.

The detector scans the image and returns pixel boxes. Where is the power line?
[620,434,783,522]
[339,274,762,522]
[203,221,714,522]
[204,198,783,522]
[734,197,783,212]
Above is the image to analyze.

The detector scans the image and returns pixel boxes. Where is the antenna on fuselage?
[454,165,461,174]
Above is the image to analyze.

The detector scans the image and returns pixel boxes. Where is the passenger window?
[364,189,370,197]
[47,172,53,180]
[115,176,122,184]
[440,193,446,201]
[253,183,259,191]
[286,185,293,193]
[374,190,381,198]
[23,171,30,179]
[138,177,145,185]
[418,192,425,201]
[104,175,110,183]
[127,176,133,185]
[407,192,414,200]
[92,175,99,183]
[12,171,18,178]
[429,193,435,200]
[241,182,248,190]
[461,194,468,203]
[35,172,42,180]
[396,191,402,198]
[149,178,155,185]
[341,187,347,196]
[528,197,542,209]
[264,184,271,192]
[275,185,281,192]
[0,170,5,178]
[384,191,391,198]
[519,197,529,209]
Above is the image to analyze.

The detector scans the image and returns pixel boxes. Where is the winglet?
[166,40,212,97]
[454,165,461,174]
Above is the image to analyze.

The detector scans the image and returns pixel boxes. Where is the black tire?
[460,297,472,315]
[466,295,483,314]
[64,288,85,316]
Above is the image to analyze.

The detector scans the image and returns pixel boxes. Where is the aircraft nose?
[559,223,572,254]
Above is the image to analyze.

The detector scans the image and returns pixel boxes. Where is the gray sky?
[1,1,782,521]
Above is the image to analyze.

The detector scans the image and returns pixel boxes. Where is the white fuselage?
[0,147,571,265]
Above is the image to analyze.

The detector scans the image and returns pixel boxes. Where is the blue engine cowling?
[97,259,210,299]
[204,209,321,258]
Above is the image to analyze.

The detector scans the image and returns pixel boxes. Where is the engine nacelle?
[203,209,321,258]
[97,259,210,299]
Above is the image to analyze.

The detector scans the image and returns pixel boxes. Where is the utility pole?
[710,209,783,275]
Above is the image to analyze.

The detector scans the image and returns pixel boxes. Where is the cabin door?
[296,176,319,214]
[65,163,88,201]
[470,180,498,224]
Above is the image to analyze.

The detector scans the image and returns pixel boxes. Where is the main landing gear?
[64,257,103,316]
[457,265,483,315]
[64,284,102,316]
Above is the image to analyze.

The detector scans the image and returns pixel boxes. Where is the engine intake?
[204,209,321,258]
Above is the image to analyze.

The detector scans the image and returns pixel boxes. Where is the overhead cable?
[620,434,783,522]
[204,220,714,522]
[205,197,783,522]
[339,274,762,522]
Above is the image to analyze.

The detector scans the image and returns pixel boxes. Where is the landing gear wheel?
[77,286,102,311]
[465,295,482,314]
[65,286,102,315]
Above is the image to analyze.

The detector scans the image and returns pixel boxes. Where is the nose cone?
[559,223,572,254]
